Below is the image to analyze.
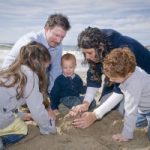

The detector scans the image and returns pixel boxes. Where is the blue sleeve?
[81,85,87,94]
[113,83,123,94]
[50,78,61,110]
[77,76,87,94]
[24,67,54,134]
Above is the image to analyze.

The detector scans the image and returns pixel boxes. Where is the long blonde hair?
[0,41,51,100]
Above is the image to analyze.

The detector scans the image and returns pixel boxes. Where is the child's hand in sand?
[112,133,129,142]
[72,112,97,128]
[69,108,78,117]
[53,109,62,118]
[70,102,90,116]
[47,108,56,120]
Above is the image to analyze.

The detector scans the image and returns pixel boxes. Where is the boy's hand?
[112,133,129,142]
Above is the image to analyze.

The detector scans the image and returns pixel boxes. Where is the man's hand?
[72,112,97,128]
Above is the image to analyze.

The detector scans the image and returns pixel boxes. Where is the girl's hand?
[47,108,56,120]
[72,112,97,128]
[53,109,60,116]
[112,133,129,142]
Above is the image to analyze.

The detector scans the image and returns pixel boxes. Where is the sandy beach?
[1,49,150,150]
[7,103,150,150]
[6,71,150,150]
[9,115,150,150]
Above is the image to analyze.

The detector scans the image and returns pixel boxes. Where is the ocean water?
[63,45,88,72]
[0,45,88,72]
[0,49,10,66]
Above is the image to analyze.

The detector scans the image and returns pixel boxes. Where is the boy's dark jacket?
[50,74,86,109]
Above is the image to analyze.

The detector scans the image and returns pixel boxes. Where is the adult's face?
[82,48,99,63]
[45,26,67,48]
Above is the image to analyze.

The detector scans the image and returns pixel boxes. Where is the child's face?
[109,76,126,83]
[108,73,132,83]
[62,59,76,77]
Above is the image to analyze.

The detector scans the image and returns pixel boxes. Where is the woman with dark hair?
[0,41,56,149]
[70,27,150,129]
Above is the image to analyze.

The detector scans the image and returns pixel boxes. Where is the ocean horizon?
[0,43,150,71]
[1,42,150,50]
[0,44,88,72]
[0,43,78,50]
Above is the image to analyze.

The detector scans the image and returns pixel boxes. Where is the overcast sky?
[0,0,150,46]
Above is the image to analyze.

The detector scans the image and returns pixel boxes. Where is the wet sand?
[7,72,150,150]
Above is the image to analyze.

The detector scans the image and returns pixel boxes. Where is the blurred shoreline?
[1,44,149,70]
[0,45,89,72]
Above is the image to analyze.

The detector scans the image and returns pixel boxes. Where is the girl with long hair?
[0,41,56,149]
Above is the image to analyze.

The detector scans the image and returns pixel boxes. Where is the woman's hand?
[112,133,129,142]
[72,112,97,128]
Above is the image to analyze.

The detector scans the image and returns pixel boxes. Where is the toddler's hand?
[68,109,79,117]
[23,113,32,121]
[71,102,89,113]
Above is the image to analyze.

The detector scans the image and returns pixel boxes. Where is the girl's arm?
[23,67,56,134]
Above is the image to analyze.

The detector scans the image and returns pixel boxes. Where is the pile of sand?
[7,110,150,150]
[7,72,150,150]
